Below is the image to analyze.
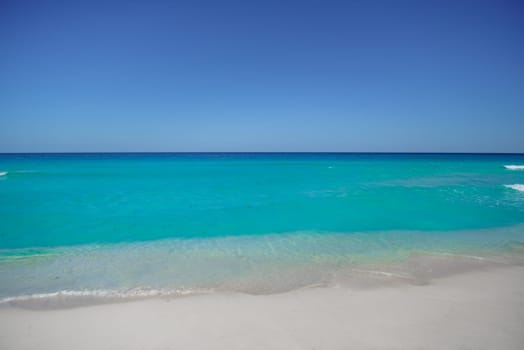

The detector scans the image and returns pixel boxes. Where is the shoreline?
[1,265,523,349]
[0,248,521,310]
[3,223,524,309]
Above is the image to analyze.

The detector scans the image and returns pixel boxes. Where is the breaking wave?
[504,165,524,170]
[505,184,524,192]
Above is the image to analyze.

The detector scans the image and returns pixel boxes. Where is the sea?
[1,153,523,307]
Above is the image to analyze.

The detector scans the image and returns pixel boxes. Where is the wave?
[0,170,40,177]
[504,165,524,170]
[504,184,524,192]
[0,287,214,309]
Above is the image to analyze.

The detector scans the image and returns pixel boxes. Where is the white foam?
[0,171,7,176]
[504,184,524,192]
[0,287,213,306]
[426,252,510,264]
[350,268,414,281]
[504,165,524,170]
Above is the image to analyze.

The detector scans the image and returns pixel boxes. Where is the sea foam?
[0,287,213,309]
[504,184,524,192]
[504,165,524,170]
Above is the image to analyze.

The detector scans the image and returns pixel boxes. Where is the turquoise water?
[1,153,524,305]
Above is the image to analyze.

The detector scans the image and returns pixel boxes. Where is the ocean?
[1,153,523,307]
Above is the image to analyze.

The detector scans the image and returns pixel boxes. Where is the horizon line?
[1,151,524,155]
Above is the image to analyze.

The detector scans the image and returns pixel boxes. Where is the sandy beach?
[1,266,523,350]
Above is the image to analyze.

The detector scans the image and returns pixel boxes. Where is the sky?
[0,0,523,152]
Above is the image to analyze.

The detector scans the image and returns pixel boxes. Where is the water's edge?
[2,225,523,310]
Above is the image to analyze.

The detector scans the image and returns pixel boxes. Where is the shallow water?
[1,153,524,306]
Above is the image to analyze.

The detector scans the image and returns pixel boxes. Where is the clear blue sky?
[1,0,523,152]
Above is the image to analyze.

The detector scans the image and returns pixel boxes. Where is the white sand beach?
[1,266,523,350]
